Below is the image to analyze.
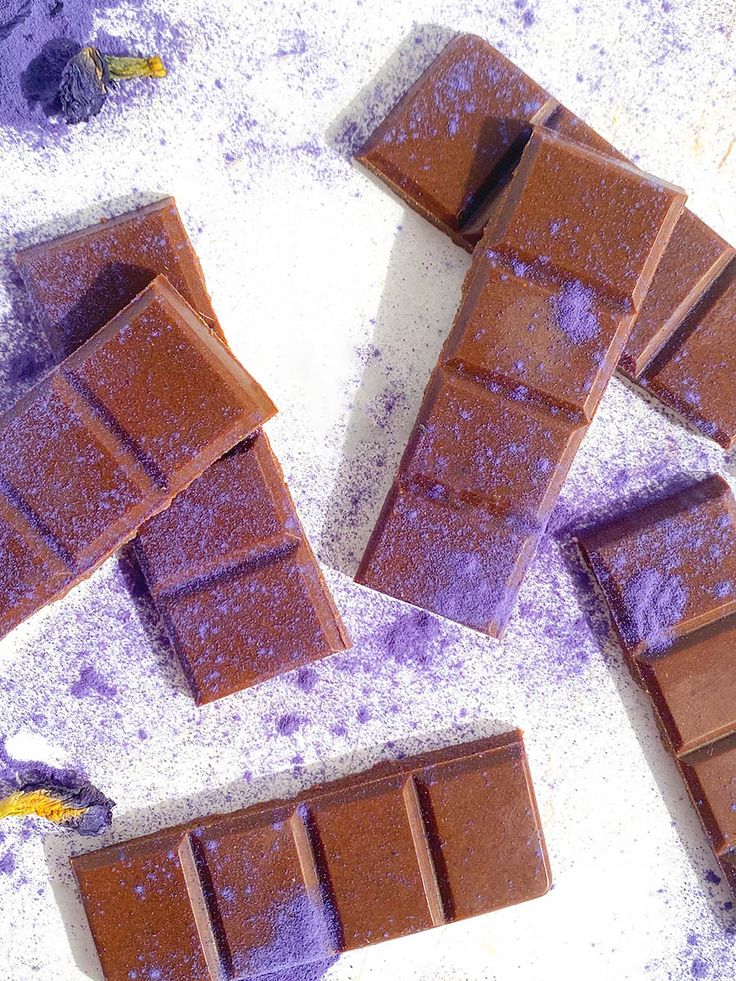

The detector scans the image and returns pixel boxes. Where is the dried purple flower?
[58,45,167,124]
[0,768,114,836]
[58,45,108,124]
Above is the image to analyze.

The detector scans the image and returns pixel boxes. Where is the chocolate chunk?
[72,731,550,980]
[577,475,736,888]
[16,199,348,699]
[356,33,736,446]
[0,275,275,639]
[356,128,686,635]
[135,433,348,703]
[16,197,223,358]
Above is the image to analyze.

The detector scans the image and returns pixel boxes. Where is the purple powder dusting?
[553,281,600,345]
[70,664,117,700]
[277,714,304,737]
[621,568,687,650]
[239,888,337,978]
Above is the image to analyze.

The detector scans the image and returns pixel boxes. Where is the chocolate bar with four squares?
[0,275,275,639]
[357,33,736,446]
[15,197,225,357]
[134,432,349,704]
[16,200,349,699]
[356,127,686,635]
[71,730,550,981]
[577,475,736,891]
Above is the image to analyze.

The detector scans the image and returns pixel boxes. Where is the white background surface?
[1,1,736,979]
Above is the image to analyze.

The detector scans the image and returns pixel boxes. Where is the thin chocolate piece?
[356,127,686,635]
[357,33,736,446]
[577,475,736,891]
[134,432,349,703]
[15,197,224,358]
[16,201,349,700]
[0,275,275,639]
[71,730,550,981]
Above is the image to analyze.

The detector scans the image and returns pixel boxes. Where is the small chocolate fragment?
[356,33,736,446]
[72,731,550,981]
[356,127,686,635]
[0,275,275,639]
[16,198,223,359]
[577,475,736,891]
[135,432,349,703]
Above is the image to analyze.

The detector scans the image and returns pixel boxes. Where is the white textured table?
[0,1,735,978]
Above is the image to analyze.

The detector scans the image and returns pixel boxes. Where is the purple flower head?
[0,766,115,836]
[59,46,109,124]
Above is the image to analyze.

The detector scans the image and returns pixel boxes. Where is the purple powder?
[621,568,688,650]
[236,887,337,978]
[293,667,319,694]
[70,664,117,700]
[553,281,600,345]
[277,715,303,737]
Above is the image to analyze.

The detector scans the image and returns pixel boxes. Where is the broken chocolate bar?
[135,432,349,704]
[16,200,349,700]
[357,33,736,446]
[577,474,736,891]
[356,127,686,635]
[72,730,550,980]
[0,275,275,639]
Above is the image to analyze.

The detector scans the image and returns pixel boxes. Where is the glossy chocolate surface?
[15,197,223,358]
[357,33,736,445]
[18,201,348,700]
[72,731,550,981]
[135,432,349,703]
[0,276,275,639]
[357,128,685,635]
[578,475,736,889]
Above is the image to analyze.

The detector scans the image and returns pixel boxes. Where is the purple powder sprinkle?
[277,714,303,738]
[622,569,688,650]
[553,281,600,345]
[70,664,117,700]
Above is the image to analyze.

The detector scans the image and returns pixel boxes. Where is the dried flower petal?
[58,45,108,124]
[0,769,114,836]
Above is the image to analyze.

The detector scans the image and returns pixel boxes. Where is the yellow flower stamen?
[0,789,89,825]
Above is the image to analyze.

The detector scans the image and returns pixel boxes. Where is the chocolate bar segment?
[577,475,736,888]
[134,433,348,704]
[15,197,223,358]
[16,201,349,699]
[357,33,736,445]
[72,731,550,981]
[0,276,275,639]
[357,34,555,249]
[356,128,686,635]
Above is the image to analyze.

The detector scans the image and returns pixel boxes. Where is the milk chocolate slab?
[72,731,550,981]
[577,475,736,890]
[356,128,686,635]
[357,33,736,444]
[16,197,223,359]
[17,202,348,699]
[0,276,275,639]
[357,34,555,249]
[134,433,348,704]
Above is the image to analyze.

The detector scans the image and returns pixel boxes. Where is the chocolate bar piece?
[71,730,550,981]
[15,197,224,358]
[134,432,349,704]
[0,275,275,639]
[356,127,686,634]
[577,475,736,890]
[357,33,736,447]
[16,201,349,700]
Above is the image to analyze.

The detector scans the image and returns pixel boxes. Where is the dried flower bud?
[58,45,108,124]
[0,769,114,836]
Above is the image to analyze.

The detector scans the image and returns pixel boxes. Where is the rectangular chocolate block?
[16,197,224,358]
[577,475,736,890]
[16,200,349,700]
[0,275,275,639]
[356,127,686,635]
[71,730,550,981]
[357,33,736,446]
[134,432,349,703]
